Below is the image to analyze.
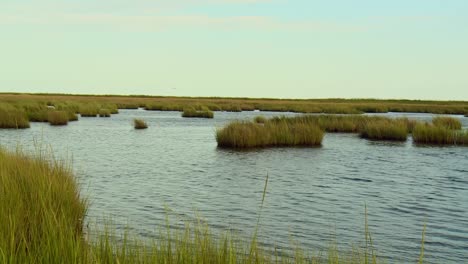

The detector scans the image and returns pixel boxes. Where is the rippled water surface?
[1,110,467,263]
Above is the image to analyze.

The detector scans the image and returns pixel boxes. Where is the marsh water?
[1,110,467,263]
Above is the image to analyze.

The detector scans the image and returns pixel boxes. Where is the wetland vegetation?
[47,111,69,126]
[182,107,214,118]
[1,147,428,264]
[1,93,467,116]
[134,118,148,129]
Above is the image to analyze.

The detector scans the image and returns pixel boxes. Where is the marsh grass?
[216,121,323,148]
[99,109,111,117]
[1,93,468,115]
[0,148,87,263]
[0,106,30,129]
[146,103,184,111]
[412,124,468,145]
[432,116,462,130]
[79,104,99,117]
[219,115,425,147]
[182,107,214,118]
[254,116,267,124]
[134,118,148,129]
[0,147,430,263]
[47,111,69,126]
[359,120,408,141]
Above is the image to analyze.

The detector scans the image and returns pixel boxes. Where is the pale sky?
[1,0,467,100]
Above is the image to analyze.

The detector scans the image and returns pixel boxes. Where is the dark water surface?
[1,110,467,263]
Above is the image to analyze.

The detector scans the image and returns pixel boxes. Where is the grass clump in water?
[47,111,69,126]
[0,105,30,129]
[359,120,408,141]
[182,107,214,118]
[412,124,468,145]
[432,116,462,130]
[134,118,148,129]
[99,109,111,117]
[216,120,323,148]
[254,116,267,124]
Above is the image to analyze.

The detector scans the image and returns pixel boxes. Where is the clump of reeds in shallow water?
[0,105,30,129]
[47,111,69,126]
[99,109,111,117]
[432,116,462,130]
[134,118,148,129]
[412,124,468,145]
[359,120,408,141]
[254,116,267,124]
[182,107,214,118]
[216,121,323,148]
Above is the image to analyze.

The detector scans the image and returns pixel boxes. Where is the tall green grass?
[47,111,69,126]
[216,121,323,148]
[432,116,462,130]
[0,148,87,263]
[0,105,30,129]
[412,124,468,145]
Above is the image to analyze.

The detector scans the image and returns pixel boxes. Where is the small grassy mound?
[359,120,408,141]
[47,111,69,126]
[216,121,323,148]
[99,109,111,117]
[254,116,267,124]
[413,124,468,145]
[182,108,214,118]
[134,118,148,129]
[0,106,30,129]
[432,116,462,130]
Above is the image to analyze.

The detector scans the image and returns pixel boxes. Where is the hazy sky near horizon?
[1,0,467,100]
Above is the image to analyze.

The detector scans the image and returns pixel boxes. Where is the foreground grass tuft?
[432,116,462,130]
[48,111,69,126]
[134,118,148,129]
[0,148,87,263]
